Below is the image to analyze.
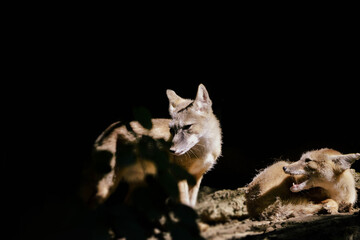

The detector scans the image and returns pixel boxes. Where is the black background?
[12,67,359,192]
[5,17,360,239]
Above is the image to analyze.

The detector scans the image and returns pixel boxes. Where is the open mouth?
[289,174,310,193]
[290,179,309,192]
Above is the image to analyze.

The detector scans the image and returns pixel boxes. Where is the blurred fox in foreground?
[82,84,222,207]
[246,148,360,221]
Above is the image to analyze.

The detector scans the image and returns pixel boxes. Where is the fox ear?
[330,153,360,171]
[194,84,212,112]
[166,89,182,113]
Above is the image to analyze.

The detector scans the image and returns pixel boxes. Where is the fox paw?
[321,199,339,214]
[198,222,209,232]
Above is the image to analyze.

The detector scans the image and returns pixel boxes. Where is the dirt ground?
[195,169,360,240]
[200,211,360,240]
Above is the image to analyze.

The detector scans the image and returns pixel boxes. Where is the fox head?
[166,84,213,156]
[283,148,360,192]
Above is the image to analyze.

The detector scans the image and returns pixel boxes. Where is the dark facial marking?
[177,101,194,113]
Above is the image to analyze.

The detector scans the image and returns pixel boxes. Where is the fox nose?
[283,166,287,172]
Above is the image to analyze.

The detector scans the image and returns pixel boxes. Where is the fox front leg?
[189,176,203,207]
[321,199,339,214]
[178,180,190,205]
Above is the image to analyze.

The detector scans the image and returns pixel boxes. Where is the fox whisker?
[188,149,199,159]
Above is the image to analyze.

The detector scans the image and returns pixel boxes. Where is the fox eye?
[182,124,192,130]
[305,158,312,163]
[169,127,176,135]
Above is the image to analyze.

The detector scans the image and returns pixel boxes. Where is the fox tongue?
[290,181,307,193]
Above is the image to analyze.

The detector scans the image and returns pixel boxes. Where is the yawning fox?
[246,148,360,220]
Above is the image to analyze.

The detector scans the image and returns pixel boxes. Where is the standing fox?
[246,148,360,220]
[82,84,222,207]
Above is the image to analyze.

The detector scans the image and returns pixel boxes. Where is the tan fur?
[246,148,360,220]
[91,119,171,203]
[82,84,222,207]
